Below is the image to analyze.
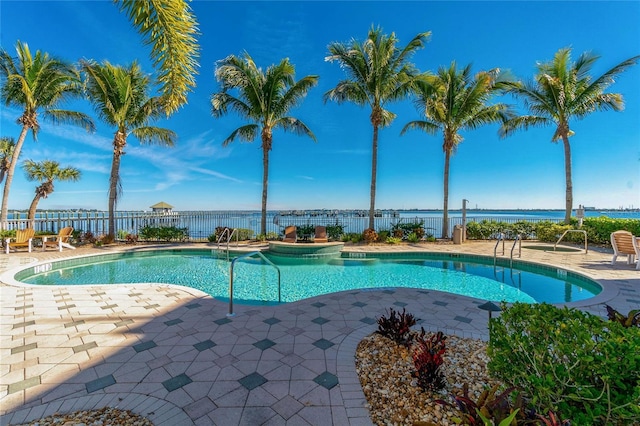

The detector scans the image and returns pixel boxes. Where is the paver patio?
[1,241,638,425]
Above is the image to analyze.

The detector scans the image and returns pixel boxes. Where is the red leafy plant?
[412,328,447,391]
[376,307,418,346]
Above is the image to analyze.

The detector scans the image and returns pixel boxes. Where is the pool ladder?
[493,233,521,267]
[227,251,281,317]
[216,228,239,260]
[493,233,522,286]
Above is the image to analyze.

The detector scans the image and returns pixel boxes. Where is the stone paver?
[0,241,638,425]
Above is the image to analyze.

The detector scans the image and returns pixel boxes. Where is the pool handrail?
[494,232,505,264]
[510,234,522,267]
[217,227,239,260]
[554,229,588,253]
[228,251,281,317]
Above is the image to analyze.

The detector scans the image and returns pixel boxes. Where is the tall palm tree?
[0,41,95,227]
[211,53,318,237]
[325,26,430,230]
[500,48,639,223]
[115,0,199,115]
[23,160,81,226]
[81,60,176,239]
[401,62,513,238]
[0,137,16,184]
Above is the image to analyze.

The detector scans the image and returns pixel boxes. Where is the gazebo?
[150,201,174,214]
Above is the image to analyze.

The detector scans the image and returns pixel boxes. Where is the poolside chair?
[314,226,328,243]
[283,226,297,243]
[610,230,640,270]
[5,228,35,254]
[43,226,75,252]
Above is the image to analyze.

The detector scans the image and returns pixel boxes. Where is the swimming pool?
[15,249,601,305]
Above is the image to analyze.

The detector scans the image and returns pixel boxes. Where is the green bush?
[210,227,253,242]
[391,220,425,239]
[325,224,344,240]
[488,303,640,425]
[580,217,640,245]
[385,236,402,244]
[139,225,188,242]
[533,221,572,242]
[378,229,390,241]
[407,232,420,243]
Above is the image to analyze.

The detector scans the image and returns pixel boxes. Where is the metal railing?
[494,233,505,262]
[554,229,588,253]
[228,251,281,317]
[510,234,522,267]
[1,210,565,240]
[216,228,238,260]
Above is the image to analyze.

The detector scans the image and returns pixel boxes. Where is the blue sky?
[1,1,639,212]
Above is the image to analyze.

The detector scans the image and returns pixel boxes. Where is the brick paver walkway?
[1,241,637,425]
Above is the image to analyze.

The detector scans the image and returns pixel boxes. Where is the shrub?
[377,229,390,241]
[412,329,447,392]
[407,232,420,243]
[581,217,640,245]
[488,302,640,425]
[605,305,639,328]
[325,224,344,240]
[385,236,402,244]
[437,384,523,425]
[391,220,425,240]
[139,225,188,242]
[342,232,362,243]
[362,228,378,244]
[376,307,418,346]
[211,227,253,242]
[534,221,572,242]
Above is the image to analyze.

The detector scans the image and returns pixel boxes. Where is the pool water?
[18,250,601,304]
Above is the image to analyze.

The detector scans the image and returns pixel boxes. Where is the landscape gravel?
[356,332,498,425]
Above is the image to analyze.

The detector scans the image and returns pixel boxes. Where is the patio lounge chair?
[314,226,328,243]
[5,228,35,254]
[283,226,297,243]
[43,226,75,252]
[610,230,640,270]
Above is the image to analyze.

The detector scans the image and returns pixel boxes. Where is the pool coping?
[0,245,614,309]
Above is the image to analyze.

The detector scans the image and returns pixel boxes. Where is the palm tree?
[324,26,430,230]
[401,62,513,238]
[0,41,95,227]
[115,0,199,115]
[81,60,176,239]
[23,160,81,226]
[211,53,318,237]
[500,48,639,223]
[0,137,16,184]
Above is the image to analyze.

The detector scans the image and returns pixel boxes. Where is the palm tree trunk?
[261,145,269,237]
[108,153,121,239]
[442,149,451,239]
[27,193,42,229]
[0,124,29,228]
[369,124,379,230]
[562,136,573,224]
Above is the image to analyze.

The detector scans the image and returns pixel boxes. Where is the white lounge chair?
[610,230,640,270]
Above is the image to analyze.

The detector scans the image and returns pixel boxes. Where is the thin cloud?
[190,167,243,183]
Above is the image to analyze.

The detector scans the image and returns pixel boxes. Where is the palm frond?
[274,117,316,141]
[115,0,200,115]
[130,126,176,147]
[400,120,439,136]
[222,124,259,146]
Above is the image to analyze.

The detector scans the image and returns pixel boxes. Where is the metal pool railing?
[2,210,565,240]
[227,251,281,317]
